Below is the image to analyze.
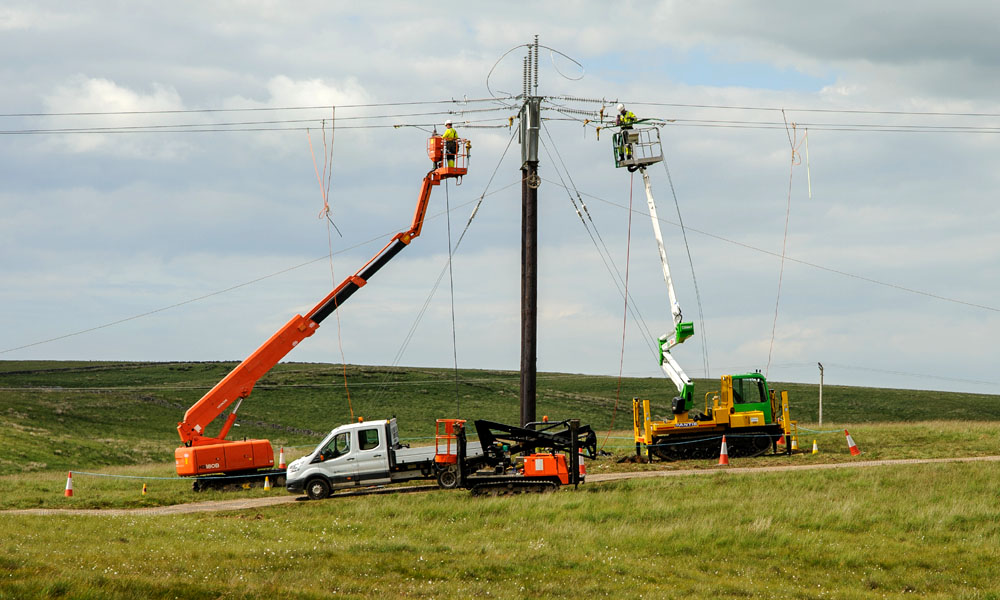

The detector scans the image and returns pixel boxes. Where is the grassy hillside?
[2,461,999,599]
[1,360,998,476]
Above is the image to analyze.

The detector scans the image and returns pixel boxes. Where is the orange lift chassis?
[175,135,471,484]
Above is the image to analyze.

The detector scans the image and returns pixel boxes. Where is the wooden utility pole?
[519,38,541,427]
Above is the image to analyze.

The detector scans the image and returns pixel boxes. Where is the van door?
[354,426,391,484]
[314,430,358,487]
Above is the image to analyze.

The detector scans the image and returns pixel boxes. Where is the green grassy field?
[2,420,999,511]
[2,360,998,478]
[2,461,998,599]
[2,361,999,599]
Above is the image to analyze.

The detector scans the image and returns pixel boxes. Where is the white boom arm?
[642,168,693,397]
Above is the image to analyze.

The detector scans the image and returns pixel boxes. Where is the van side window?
[320,432,351,461]
[359,428,380,451]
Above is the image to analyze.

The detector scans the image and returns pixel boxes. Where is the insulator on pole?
[523,56,529,99]
[533,35,539,94]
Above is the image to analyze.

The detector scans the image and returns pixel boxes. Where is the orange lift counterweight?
[175,135,470,478]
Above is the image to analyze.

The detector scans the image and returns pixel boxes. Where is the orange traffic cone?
[777,434,786,446]
[64,471,73,497]
[279,447,286,470]
[845,430,861,456]
[718,436,730,466]
[578,448,586,479]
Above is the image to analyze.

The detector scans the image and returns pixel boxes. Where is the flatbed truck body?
[285,418,483,498]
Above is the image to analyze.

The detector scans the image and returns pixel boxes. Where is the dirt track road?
[9,455,999,517]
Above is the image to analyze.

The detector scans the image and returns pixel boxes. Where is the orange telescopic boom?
[175,135,470,477]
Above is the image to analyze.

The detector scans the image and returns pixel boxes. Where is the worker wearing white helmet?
[443,119,458,167]
[615,104,637,165]
[615,103,636,128]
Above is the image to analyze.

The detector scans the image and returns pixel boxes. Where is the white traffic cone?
[812,440,819,455]
[263,476,272,491]
[64,472,73,497]
[278,447,286,470]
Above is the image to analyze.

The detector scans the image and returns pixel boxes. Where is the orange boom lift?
[175,135,470,482]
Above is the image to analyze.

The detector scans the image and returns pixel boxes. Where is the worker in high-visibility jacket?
[443,120,458,167]
[616,103,637,128]
[615,103,637,164]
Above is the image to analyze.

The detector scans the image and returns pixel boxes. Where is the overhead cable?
[0,96,518,118]
[540,177,1000,314]
[539,121,659,358]
[550,96,1000,119]
[0,181,512,356]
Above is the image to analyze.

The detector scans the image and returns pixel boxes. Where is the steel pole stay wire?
[658,156,710,379]
[603,172,636,452]
[371,128,521,404]
[308,109,356,421]
[444,179,461,417]
[766,112,802,378]
[0,192,495,357]
[537,125,658,359]
[539,177,1000,315]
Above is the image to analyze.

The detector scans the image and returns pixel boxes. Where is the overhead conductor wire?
[445,173,461,416]
[604,171,636,451]
[539,121,657,357]
[659,155,710,378]
[766,110,802,378]
[540,176,999,314]
[307,109,355,420]
[371,128,521,405]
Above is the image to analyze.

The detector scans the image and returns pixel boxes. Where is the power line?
[0,184,513,356]
[13,94,1000,137]
[552,96,1000,119]
[0,121,515,135]
[0,112,516,136]
[0,97,518,118]
[540,176,1000,314]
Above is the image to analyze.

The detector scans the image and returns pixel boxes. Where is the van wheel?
[306,478,331,500]
[436,466,460,489]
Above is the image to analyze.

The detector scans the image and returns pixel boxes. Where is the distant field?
[1,360,998,477]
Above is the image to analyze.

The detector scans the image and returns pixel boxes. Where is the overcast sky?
[2,2,998,396]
